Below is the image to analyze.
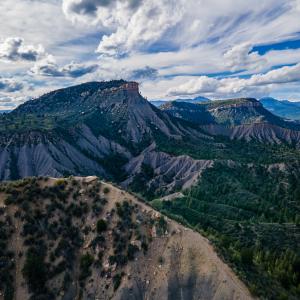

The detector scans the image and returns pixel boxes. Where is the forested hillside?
[151,162,300,299]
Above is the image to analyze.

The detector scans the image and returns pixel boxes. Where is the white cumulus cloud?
[0,77,24,92]
[0,37,46,62]
[167,77,219,96]
[224,43,267,72]
[249,63,300,85]
[30,55,98,78]
[167,63,300,98]
[63,0,183,56]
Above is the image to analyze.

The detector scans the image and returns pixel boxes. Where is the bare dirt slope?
[0,176,253,300]
[108,182,252,300]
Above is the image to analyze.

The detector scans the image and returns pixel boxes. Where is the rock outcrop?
[123,143,213,193]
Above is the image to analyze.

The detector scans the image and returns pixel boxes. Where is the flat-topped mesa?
[122,81,139,91]
[101,81,144,105]
[108,81,140,94]
[207,98,262,109]
[229,98,262,107]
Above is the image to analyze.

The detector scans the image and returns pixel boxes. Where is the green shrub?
[156,216,167,236]
[96,219,107,233]
[4,196,14,206]
[79,253,94,281]
[103,187,110,194]
[240,248,254,265]
[158,256,164,264]
[22,248,47,294]
[113,273,122,291]
[54,179,67,187]
[127,244,139,260]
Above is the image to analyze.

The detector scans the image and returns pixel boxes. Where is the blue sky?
[252,39,300,55]
[1,0,300,109]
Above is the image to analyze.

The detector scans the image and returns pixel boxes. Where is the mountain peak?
[13,80,141,116]
[260,97,300,120]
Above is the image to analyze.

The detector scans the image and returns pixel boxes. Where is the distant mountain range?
[150,95,210,107]
[0,110,11,114]
[259,97,300,120]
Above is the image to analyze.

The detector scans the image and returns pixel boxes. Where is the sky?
[1,0,300,109]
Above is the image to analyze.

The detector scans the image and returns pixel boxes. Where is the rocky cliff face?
[0,176,253,300]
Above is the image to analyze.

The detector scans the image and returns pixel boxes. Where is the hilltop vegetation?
[0,176,252,300]
[0,113,57,134]
[0,177,164,299]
